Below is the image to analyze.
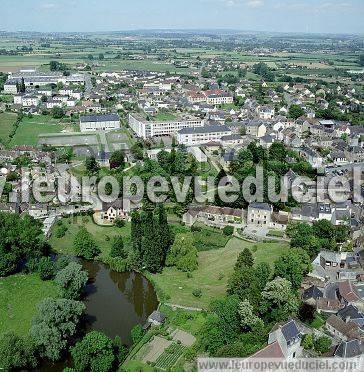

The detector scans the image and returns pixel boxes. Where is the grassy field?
[9,115,64,147]
[0,112,17,145]
[150,238,290,308]
[153,111,179,122]
[50,215,131,260]
[0,273,59,336]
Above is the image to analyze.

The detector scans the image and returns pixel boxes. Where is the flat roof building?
[128,113,204,139]
[80,114,120,132]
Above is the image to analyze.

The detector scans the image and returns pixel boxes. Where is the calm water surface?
[38,260,158,371]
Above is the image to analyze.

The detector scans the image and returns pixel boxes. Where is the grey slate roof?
[338,305,364,323]
[148,310,166,323]
[335,340,364,358]
[303,285,324,300]
[281,319,301,343]
[248,202,272,212]
[80,114,120,123]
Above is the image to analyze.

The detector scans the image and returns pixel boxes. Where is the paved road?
[84,73,93,96]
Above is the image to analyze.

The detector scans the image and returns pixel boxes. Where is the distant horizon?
[2,0,364,35]
[1,28,363,37]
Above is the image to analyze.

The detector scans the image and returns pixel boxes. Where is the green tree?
[274,249,311,289]
[314,336,331,355]
[166,233,198,272]
[38,256,55,281]
[74,227,100,260]
[223,226,234,236]
[71,331,115,372]
[312,219,336,241]
[254,262,271,291]
[110,236,127,259]
[260,277,299,322]
[54,262,88,300]
[238,299,264,332]
[269,142,287,163]
[85,156,100,175]
[131,325,144,344]
[0,213,47,276]
[301,334,314,350]
[335,225,349,243]
[234,247,254,270]
[51,106,65,119]
[109,150,125,170]
[227,266,260,307]
[288,104,305,119]
[30,298,85,361]
[200,296,241,355]
[131,210,142,254]
[0,332,38,370]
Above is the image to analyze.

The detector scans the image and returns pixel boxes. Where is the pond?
[82,260,159,345]
[39,260,158,371]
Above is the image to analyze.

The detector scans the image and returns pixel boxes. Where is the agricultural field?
[154,343,187,370]
[150,237,290,308]
[0,112,17,145]
[0,273,59,336]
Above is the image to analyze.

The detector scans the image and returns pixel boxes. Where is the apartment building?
[128,113,204,139]
[177,125,232,146]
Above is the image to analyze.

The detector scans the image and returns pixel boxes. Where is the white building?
[128,113,204,139]
[21,95,40,107]
[80,114,120,132]
[3,81,18,94]
[177,125,232,146]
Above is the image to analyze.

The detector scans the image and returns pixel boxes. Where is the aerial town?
[0,2,364,371]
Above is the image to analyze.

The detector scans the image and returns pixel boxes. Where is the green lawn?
[150,238,290,309]
[153,111,179,122]
[0,112,17,145]
[0,273,59,336]
[10,116,63,147]
[50,215,131,260]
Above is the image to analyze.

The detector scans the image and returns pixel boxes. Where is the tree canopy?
[70,331,115,372]
[30,298,85,361]
[0,213,47,276]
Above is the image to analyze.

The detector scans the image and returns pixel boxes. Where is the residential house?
[245,120,267,138]
[253,319,302,360]
[100,200,128,222]
[247,202,273,227]
[182,205,243,228]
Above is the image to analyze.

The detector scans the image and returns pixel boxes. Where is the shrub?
[114,218,126,228]
[38,257,55,281]
[56,225,68,238]
[131,325,144,345]
[223,226,234,236]
[192,288,202,298]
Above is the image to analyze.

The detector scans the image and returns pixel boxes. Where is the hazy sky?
[1,0,363,34]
